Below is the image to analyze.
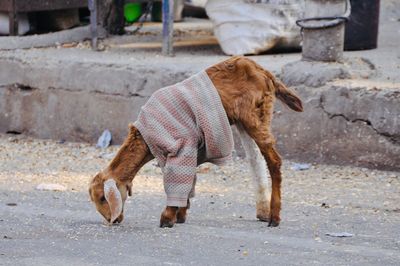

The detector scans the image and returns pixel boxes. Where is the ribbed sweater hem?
[166,196,189,207]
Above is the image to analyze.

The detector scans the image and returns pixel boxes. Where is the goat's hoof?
[176,216,186,224]
[256,201,270,222]
[268,216,280,227]
[256,214,270,223]
[160,220,175,228]
[159,215,176,228]
[176,208,188,224]
[159,207,177,228]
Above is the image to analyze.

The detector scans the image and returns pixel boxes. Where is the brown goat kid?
[89,56,303,228]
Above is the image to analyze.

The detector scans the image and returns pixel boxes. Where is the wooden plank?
[14,0,88,12]
[109,38,219,49]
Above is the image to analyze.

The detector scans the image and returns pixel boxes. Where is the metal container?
[298,0,349,62]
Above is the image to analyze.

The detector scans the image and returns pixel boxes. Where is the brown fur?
[89,126,153,223]
[89,56,303,227]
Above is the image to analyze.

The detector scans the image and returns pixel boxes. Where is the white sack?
[206,0,305,55]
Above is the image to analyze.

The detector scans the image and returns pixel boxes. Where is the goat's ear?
[274,80,303,112]
[104,179,123,224]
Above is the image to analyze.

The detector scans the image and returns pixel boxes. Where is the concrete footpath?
[0,1,399,171]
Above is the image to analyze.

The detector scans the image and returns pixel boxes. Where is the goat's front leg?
[160,199,190,227]
[236,125,270,222]
[160,150,197,228]
[176,177,195,223]
[160,206,178,228]
[176,199,190,223]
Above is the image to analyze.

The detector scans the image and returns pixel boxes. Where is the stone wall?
[0,55,399,170]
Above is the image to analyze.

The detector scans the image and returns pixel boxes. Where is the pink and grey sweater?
[134,71,234,207]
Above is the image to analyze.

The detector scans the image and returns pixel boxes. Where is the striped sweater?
[134,71,234,207]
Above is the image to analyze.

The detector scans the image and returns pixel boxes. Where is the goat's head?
[89,124,151,224]
[88,171,131,224]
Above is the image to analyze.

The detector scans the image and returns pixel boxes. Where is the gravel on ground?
[0,133,399,265]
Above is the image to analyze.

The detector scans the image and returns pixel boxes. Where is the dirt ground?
[0,133,399,265]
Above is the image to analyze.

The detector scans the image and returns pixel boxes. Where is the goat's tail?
[273,79,303,112]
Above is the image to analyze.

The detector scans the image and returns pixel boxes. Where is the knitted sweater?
[134,71,234,207]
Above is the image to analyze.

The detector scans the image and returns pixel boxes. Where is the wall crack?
[319,95,400,144]
[4,83,149,98]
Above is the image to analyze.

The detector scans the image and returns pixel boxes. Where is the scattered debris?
[62,42,77,48]
[198,165,211,174]
[36,183,67,192]
[6,203,17,206]
[321,203,330,208]
[325,232,353,238]
[291,163,311,171]
[99,152,116,160]
[96,130,112,149]
[3,235,12,239]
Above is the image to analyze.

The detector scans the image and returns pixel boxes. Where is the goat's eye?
[100,196,106,203]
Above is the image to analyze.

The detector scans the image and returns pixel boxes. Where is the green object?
[124,3,142,23]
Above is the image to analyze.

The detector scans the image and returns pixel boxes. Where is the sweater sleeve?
[163,139,198,207]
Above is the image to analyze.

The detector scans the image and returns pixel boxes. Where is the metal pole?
[9,0,18,36]
[162,0,174,56]
[89,0,98,50]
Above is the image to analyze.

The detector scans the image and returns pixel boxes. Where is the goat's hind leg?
[258,142,282,227]
[236,125,271,222]
[240,125,282,227]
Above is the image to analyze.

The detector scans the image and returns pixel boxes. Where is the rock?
[36,183,67,192]
[96,130,112,149]
[291,163,311,171]
[325,232,353,238]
